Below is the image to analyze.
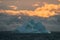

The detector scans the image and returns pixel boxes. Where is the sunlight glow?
[0,3,60,18]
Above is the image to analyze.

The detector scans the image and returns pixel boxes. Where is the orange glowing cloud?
[58,0,60,1]
[34,3,60,17]
[9,5,17,10]
[32,4,39,7]
[32,2,40,7]
[0,3,60,18]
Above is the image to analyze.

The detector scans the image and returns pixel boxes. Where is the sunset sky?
[0,0,60,32]
[0,0,60,17]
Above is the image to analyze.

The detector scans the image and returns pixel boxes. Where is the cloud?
[58,0,60,2]
[0,13,24,31]
[0,0,60,32]
[34,3,60,17]
[9,5,17,10]
[32,2,40,7]
[42,15,60,31]
[0,0,59,10]
[0,3,60,18]
[32,3,39,7]
[0,3,60,31]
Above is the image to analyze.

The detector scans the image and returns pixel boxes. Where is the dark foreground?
[0,31,60,40]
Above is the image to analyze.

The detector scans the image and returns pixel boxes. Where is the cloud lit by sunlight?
[9,5,17,10]
[58,0,60,2]
[0,3,60,18]
[34,3,60,17]
[33,4,39,7]
[32,2,40,7]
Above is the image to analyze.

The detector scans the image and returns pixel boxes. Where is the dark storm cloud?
[0,13,46,31]
[0,13,21,31]
[42,15,60,31]
[0,12,60,31]
[0,13,34,31]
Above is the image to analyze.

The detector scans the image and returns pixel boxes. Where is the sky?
[0,0,60,31]
[0,0,59,10]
